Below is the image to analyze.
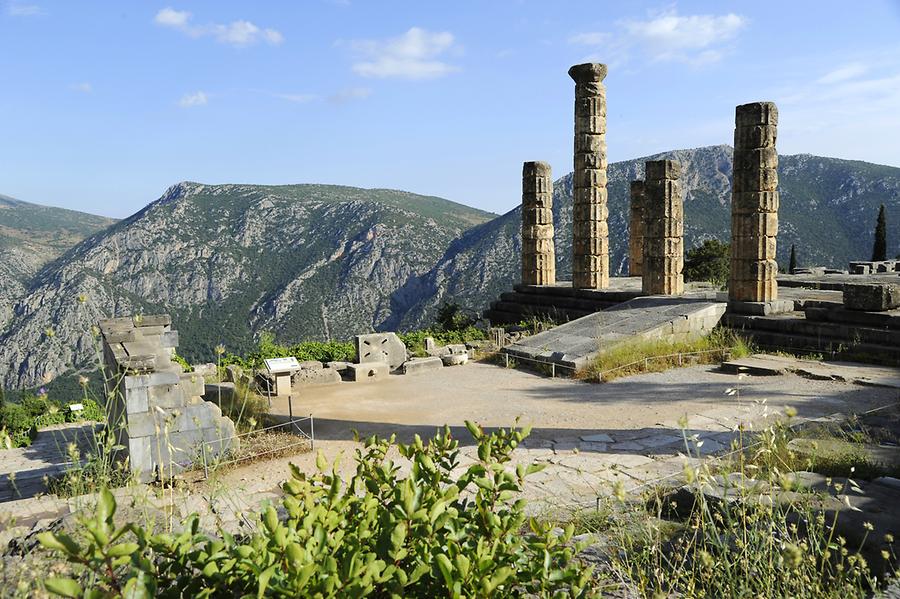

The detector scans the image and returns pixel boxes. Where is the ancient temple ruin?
[628,180,645,277]
[100,315,237,481]
[729,101,780,303]
[569,63,610,290]
[642,160,684,295]
[521,161,556,286]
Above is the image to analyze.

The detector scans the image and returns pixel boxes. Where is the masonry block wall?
[642,160,684,295]
[100,314,237,481]
[629,179,646,277]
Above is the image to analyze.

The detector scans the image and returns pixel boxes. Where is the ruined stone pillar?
[629,180,645,277]
[521,161,555,286]
[642,160,684,295]
[568,63,609,289]
[730,102,779,302]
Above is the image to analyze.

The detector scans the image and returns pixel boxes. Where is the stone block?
[573,186,608,204]
[645,217,684,238]
[572,254,609,273]
[572,220,609,239]
[731,212,779,237]
[521,207,553,226]
[575,152,608,171]
[735,101,778,127]
[734,124,777,149]
[202,382,236,403]
[401,357,444,375]
[733,168,778,192]
[572,236,609,257]
[124,374,151,390]
[522,223,554,240]
[645,160,681,180]
[522,237,555,255]
[644,238,684,259]
[522,253,556,272]
[573,168,608,188]
[522,160,552,179]
[128,436,153,480]
[733,147,778,171]
[441,353,469,366]
[125,385,149,414]
[574,95,607,118]
[572,201,609,222]
[326,361,350,372]
[575,116,606,134]
[843,283,900,312]
[160,331,179,349]
[729,278,778,302]
[574,134,606,156]
[126,411,161,438]
[149,371,181,386]
[346,361,389,382]
[850,264,871,275]
[191,363,217,378]
[179,373,206,398]
[727,300,793,316]
[732,190,779,214]
[572,269,609,290]
[732,235,777,260]
[135,314,172,327]
[292,368,341,387]
[731,258,779,280]
[355,332,407,370]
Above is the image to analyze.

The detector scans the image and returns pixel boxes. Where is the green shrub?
[31,410,66,431]
[66,398,104,423]
[684,239,730,286]
[171,352,194,372]
[20,393,51,417]
[38,423,596,597]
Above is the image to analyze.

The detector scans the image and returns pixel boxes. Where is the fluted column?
[568,63,609,289]
[521,161,555,286]
[730,102,779,302]
[642,160,684,295]
[629,180,645,277]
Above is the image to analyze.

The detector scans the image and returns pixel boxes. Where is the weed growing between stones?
[37,423,597,597]
[578,327,753,382]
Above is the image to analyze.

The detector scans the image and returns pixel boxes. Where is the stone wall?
[100,315,237,481]
[629,180,645,277]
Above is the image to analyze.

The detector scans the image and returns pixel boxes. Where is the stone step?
[804,306,900,330]
[489,301,593,322]
[724,313,900,348]
[732,329,900,364]
[500,291,619,312]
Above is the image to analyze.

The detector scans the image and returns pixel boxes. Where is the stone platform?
[484,278,720,325]
[502,296,727,371]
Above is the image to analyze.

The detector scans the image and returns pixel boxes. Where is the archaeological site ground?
[3,7,900,597]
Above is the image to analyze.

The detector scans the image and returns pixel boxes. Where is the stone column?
[568,63,609,289]
[642,160,684,295]
[629,180,645,277]
[521,161,556,286]
[730,102,779,302]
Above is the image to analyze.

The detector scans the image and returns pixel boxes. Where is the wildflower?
[782,543,803,569]
[79,376,89,387]
[864,521,874,531]
[784,406,797,418]
[45,327,55,338]
[886,533,894,543]
[883,550,891,561]
[215,344,226,356]
[698,550,714,569]
[77,294,87,304]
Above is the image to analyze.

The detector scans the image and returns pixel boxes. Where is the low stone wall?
[100,315,237,481]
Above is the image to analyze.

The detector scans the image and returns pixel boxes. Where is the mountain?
[0,183,495,389]
[2,147,898,391]
[0,194,116,327]
[391,145,900,328]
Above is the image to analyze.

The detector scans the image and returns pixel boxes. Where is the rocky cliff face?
[0,183,494,389]
[2,147,898,391]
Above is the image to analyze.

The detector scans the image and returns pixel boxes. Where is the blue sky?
[2,1,900,218]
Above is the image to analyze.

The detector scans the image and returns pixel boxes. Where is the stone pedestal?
[642,160,684,295]
[730,101,779,301]
[521,161,556,286]
[568,62,609,289]
[629,180,645,277]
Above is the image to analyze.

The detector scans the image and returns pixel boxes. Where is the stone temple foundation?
[642,160,684,296]
[730,101,780,303]
[521,161,556,286]
[629,180,645,277]
[569,63,609,290]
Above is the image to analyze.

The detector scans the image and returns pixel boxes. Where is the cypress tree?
[789,244,797,273]
[872,204,887,261]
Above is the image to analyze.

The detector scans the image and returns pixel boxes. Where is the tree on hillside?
[789,244,797,273]
[872,204,887,261]
[684,239,730,286]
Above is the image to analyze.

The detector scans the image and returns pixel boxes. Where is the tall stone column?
[629,180,645,277]
[521,161,555,286]
[568,63,609,289]
[642,160,684,295]
[730,102,779,302]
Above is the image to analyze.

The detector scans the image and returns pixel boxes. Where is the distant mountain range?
[1,145,898,390]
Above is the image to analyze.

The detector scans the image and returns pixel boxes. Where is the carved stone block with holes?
[354,332,408,371]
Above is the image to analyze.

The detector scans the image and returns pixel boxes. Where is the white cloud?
[6,1,42,16]
[346,27,460,79]
[154,7,284,47]
[328,87,372,103]
[817,62,868,84]
[179,91,208,107]
[70,82,92,93]
[571,9,746,67]
[273,92,318,103]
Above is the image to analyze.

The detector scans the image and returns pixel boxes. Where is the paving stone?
[579,433,614,443]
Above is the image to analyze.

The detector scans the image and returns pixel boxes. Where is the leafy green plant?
[39,423,596,597]
[684,239,730,287]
